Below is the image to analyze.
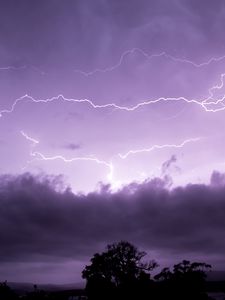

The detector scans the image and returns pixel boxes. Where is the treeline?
[82,241,212,300]
[0,241,218,300]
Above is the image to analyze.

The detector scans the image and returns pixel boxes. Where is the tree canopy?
[154,260,212,300]
[82,242,212,300]
[82,241,157,299]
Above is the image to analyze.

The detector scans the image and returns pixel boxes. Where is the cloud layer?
[1,172,225,267]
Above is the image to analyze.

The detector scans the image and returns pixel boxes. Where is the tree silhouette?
[82,241,213,300]
[82,241,158,299]
[0,281,18,299]
[155,260,212,300]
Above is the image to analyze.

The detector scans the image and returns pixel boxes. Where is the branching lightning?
[20,129,201,188]
[1,48,225,77]
[21,130,39,145]
[118,137,202,159]
[0,65,26,71]
[74,47,225,76]
[0,47,225,118]
[74,49,165,76]
[1,78,225,119]
[164,52,225,68]
[33,152,114,181]
[2,48,224,188]
[20,131,114,182]
[0,64,45,75]
[206,73,225,103]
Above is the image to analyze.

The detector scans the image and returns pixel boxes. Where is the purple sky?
[1,0,225,283]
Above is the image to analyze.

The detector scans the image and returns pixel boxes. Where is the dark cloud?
[210,171,225,187]
[63,143,81,151]
[161,155,178,174]
[0,172,225,268]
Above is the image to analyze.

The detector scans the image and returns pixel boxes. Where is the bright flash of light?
[20,131,114,184]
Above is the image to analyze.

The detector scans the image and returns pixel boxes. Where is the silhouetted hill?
[7,281,85,295]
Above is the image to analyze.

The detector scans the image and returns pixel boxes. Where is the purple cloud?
[0,172,225,282]
[63,143,81,151]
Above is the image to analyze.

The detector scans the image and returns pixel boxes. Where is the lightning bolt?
[163,52,225,68]
[3,48,223,190]
[74,47,225,76]
[20,131,114,182]
[206,73,225,101]
[20,130,39,145]
[20,130,200,186]
[1,83,225,119]
[118,137,202,159]
[0,48,225,117]
[31,151,114,181]
[0,65,45,75]
[74,49,165,76]
[0,94,193,117]
[1,48,225,78]
[0,65,27,71]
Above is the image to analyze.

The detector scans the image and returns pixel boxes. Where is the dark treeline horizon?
[1,240,224,300]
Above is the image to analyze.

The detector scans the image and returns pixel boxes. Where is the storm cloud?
[0,172,225,267]
[63,143,81,151]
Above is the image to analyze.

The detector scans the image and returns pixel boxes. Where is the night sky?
[1,0,225,284]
